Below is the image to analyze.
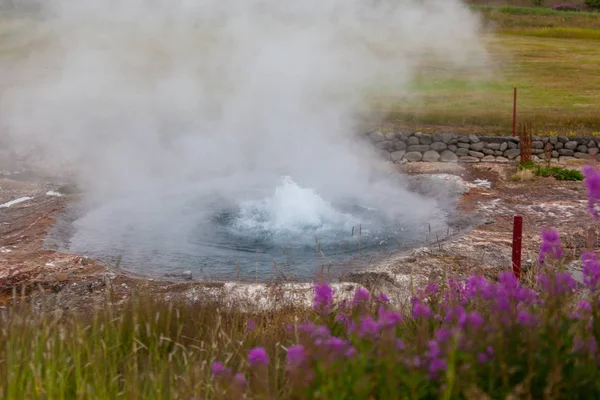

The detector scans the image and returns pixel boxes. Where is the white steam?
[1,0,488,275]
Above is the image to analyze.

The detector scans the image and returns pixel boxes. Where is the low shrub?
[519,161,584,181]
[586,0,600,10]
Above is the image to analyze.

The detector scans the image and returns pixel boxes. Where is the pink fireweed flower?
[248,347,269,367]
[412,300,433,319]
[537,272,576,295]
[313,281,334,312]
[353,287,370,305]
[582,252,600,291]
[517,309,537,328]
[539,229,563,264]
[286,345,306,369]
[247,319,256,333]
[212,361,231,377]
[358,316,380,338]
[377,307,403,328]
[583,165,600,219]
[375,293,390,304]
[234,373,247,387]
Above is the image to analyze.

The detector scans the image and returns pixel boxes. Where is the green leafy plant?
[519,161,583,181]
[585,0,600,9]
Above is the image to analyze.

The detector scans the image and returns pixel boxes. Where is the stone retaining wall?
[366,131,600,163]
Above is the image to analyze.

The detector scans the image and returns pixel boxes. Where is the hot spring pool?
[46,173,468,281]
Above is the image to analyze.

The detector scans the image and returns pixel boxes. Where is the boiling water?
[49,175,458,281]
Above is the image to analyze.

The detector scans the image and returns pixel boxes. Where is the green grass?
[376,6,600,135]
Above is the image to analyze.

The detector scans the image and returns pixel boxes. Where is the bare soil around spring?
[0,159,594,309]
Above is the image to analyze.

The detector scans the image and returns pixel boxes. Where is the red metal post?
[512,87,517,137]
[512,215,523,279]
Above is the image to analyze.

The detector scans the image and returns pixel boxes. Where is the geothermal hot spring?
[2,0,487,282]
[47,171,468,282]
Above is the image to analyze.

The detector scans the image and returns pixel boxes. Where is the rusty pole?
[512,215,523,280]
[512,87,517,138]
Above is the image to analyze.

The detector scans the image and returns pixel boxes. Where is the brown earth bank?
[0,159,595,311]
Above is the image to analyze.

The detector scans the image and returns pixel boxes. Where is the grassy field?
[378,6,600,136]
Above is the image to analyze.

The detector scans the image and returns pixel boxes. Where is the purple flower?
[582,252,600,291]
[378,307,403,328]
[426,340,442,359]
[234,373,247,387]
[358,316,380,338]
[577,300,592,313]
[396,339,405,350]
[584,165,600,219]
[375,293,390,303]
[286,345,306,368]
[477,352,488,364]
[412,300,433,319]
[353,287,370,305]
[297,323,330,339]
[517,309,537,328]
[248,347,269,366]
[428,358,447,374]
[466,311,484,328]
[538,272,577,295]
[313,281,334,312]
[434,328,452,344]
[539,229,563,264]
[212,361,232,377]
[247,319,256,333]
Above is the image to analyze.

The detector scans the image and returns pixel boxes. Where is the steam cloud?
[0,0,489,276]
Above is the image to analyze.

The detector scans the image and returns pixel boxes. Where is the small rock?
[458,156,480,163]
[554,142,564,149]
[574,152,591,159]
[395,132,409,141]
[390,150,406,162]
[430,142,447,151]
[494,151,503,156]
[414,131,423,137]
[441,133,455,143]
[532,149,544,155]
[457,142,470,149]
[565,141,578,150]
[549,137,558,144]
[470,142,485,151]
[589,148,599,156]
[440,150,458,162]
[532,141,544,149]
[419,135,432,145]
[422,150,440,162]
[375,140,394,150]
[468,134,480,143]
[455,148,469,156]
[432,133,443,142]
[448,144,458,152]
[577,145,588,153]
[505,149,521,159]
[394,141,406,151]
[448,139,458,145]
[407,145,430,152]
[558,149,574,156]
[457,136,470,143]
[495,156,509,163]
[559,156,575,163]
[482,155,495,162]
[407,137,420,145]
[384,132,396,140]
[486,143,501,150]
[369,131,385,142]
[552,150,559,158]
[507,141,518,149]
[588,140,596,148]
[558,136,569,143]
[481,149,494,155]
[183,270,193,280]
[403,152,423,162]
[468,151,485,158]
[500,142,508,152]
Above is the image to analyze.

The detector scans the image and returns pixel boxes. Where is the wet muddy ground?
[0,159,594,310]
